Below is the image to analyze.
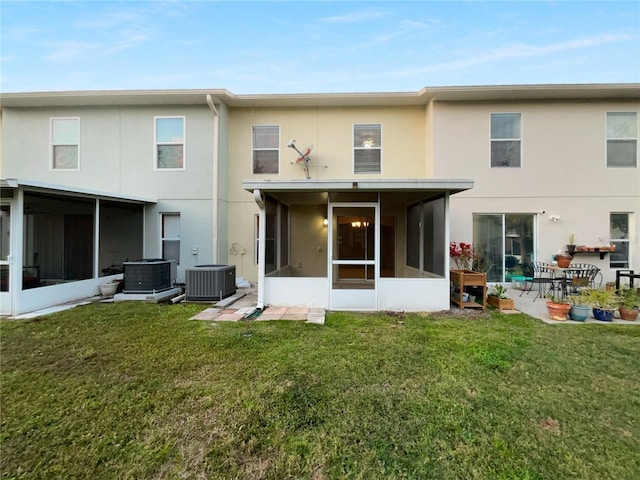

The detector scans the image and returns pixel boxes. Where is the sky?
[1,1,639,94]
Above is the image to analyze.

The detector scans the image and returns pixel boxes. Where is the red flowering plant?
[450,241,492,272]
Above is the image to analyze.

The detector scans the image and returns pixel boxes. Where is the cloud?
[388,33,637,78]
[321,10,389,23]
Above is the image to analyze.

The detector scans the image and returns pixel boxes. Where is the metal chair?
[520,263,554,301]
[567,263,600,288]
[560,268,592,299]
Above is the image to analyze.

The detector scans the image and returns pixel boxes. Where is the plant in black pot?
[617,287,640,321]
[584,288,620,322]
[566,233,576,255]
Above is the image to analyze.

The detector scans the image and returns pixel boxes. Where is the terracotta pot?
[546,301,570,321]
[556,256,571,268]
[619,307,639,321]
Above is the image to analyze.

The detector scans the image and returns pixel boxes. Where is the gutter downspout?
[206,94,220,262]
[253,189,266,310]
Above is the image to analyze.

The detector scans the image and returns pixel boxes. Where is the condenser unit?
[185,265,236,301]
[123,259,173,293]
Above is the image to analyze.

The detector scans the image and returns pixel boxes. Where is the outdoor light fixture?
[323,218,328,226]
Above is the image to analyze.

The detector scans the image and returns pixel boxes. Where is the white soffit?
[242,178,474,195]
[1,178,157,204]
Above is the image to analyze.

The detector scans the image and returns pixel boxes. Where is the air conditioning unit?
[185,265,236,301]
[123,259,173,293]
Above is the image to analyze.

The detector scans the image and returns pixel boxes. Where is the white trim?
[50,117,80,171]
[154,115,186,171]
[1,178,156,204]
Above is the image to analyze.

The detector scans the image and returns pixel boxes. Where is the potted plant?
[583,288,620,322]
[617,287,640,321]
[554,251,572,268]
[568,292,590,321]
[545,291,571,321]
[566,233,576,254]
[487,284,514,311]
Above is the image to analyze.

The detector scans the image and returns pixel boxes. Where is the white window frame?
[154,116,186,171]
[353,123,382,174]
[252,125,280,174]
[606,112,638,168]
[50,117,80,171]
[490,113,522,168]
[161,213,181,266]
[610,212,631,269]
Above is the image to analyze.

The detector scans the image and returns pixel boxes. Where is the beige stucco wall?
[433,100,640,279]
[225,105,428,281]
[1,105,219,280]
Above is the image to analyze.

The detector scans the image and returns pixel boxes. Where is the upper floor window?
[252,125,279,174]
[607,112,637,167]
[155,116,185,170]
[51,117,80,170]
[354,124,382,174]
[491,113,521,168]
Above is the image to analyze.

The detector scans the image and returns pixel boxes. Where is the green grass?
[1,303,639,479]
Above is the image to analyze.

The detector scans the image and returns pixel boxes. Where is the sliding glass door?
[473,214,535,282]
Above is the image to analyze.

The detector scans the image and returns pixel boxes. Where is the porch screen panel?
[280,204,289,268]
[265,197,278,274]
[423,198,445,276]
[406,203,420,269]
[23,192,94,288]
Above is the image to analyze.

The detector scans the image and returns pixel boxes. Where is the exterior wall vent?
[185,265,236,301]
[123,259,173,293]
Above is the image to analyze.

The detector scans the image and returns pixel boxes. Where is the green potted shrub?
[583,288,620,322]
[568,292,591,322]
[617,287,640,321]
[487,284,514,311]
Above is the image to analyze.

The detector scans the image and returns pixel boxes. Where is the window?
[491,113,521,167]
[51,118,80,170]
[610,213,630,268]
[607,112,637,167]
[252,125,279,174]
[354,124,382,174]
[155,117,185,169]
[161,213,180,265]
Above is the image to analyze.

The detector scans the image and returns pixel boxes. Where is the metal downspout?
[206,94,220,262]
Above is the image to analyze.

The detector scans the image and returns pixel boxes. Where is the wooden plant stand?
[450,270,487,310]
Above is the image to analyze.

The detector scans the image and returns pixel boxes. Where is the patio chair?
[520,263,554,301]
[560,268,592,299]
[566,263,600,288]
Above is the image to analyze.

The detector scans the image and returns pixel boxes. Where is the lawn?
[1,303,639,479]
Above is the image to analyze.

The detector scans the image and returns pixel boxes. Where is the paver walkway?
[189,287,325,324]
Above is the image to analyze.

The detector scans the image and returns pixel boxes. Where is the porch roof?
[242,178,473,204]
[1,178,157,204]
